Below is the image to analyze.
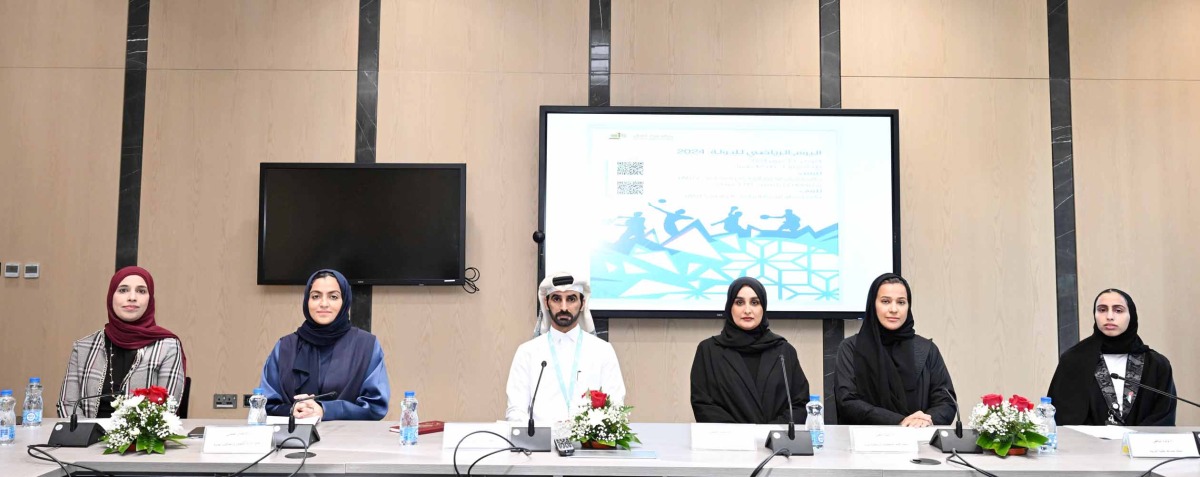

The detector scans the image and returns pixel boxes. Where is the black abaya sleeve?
[923,342,957,425]
[1134,352,1177,426]
[691,343,738,423]
[835,338,905,425]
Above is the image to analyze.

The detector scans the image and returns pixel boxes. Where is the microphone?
[508,360,552,451]
[763,353,812,456]
[1109,373,1200,409]
[779,354,796,440]
[276,392,328,451]
[48,392,120,447]
[528,361,547,436]
[929,387,981,453]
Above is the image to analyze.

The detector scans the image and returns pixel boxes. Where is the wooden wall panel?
[612,0,818,76]
[843,77,1058,410]
[372,71,585,420]
[1070,0,1200,80]
[380,0,588,73]
[842,0,1047,78]
[137,69,357,418]
[610,74,819,108]
[1073,80,1200,425]
[0,0,127,68]
[0,68,124,400]
[149,0,358,71]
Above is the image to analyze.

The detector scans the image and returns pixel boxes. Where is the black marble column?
[589,0,613,340]
[1047,0,1078,355]
[819,0,844,424]
[115,0,151,270]
[351,0,382,332]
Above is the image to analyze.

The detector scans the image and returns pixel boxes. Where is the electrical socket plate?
[3,263,18,278]
[213,394,237,409]
[23,263,39,279]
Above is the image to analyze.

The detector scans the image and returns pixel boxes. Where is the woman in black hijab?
[1047,289,1176,426]
[834,273,956,426]
[691,277,811,423]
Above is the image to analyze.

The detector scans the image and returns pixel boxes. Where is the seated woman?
[1047,289,1175,426]
[259,269,390,420]
[57,266,187,418]
[691,277,810,423]
[835,273,956,426]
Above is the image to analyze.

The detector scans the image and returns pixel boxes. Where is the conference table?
[2,420,1197,476]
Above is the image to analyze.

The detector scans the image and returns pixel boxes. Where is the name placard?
[1124,433,1200,458]
[201,426,275,454]
[849,427,919,454]
[690,423,758,451]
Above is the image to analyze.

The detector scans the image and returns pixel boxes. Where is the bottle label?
[0,425,13,441]
[401,427,418,443]
[23,410,41,424]
[810,430,825,447]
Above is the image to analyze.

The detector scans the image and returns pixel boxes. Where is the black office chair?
[177,377,191,418]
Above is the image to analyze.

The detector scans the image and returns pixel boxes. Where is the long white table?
[1,420,1197,476]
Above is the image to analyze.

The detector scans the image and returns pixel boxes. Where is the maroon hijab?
[103,266,187,372]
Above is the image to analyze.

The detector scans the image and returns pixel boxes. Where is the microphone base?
[764,430,814,456]
[509,426,553,452]
[47,422,107,448]
[930,428,982,454]
[273,423,320,449]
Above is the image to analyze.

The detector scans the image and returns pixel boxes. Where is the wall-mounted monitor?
[539,106,899,319]
[258,163,466,286]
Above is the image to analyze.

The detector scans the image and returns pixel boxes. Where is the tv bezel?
[537,105,901,320]
[257,162,467,286]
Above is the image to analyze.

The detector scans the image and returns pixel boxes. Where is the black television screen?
[257,163,466,285]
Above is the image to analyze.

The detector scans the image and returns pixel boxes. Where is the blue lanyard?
[546,328,585,414]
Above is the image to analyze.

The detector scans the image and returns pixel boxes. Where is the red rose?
[133,386,169,405]
[588,390,608,409]
[981,393,1003,408]
[1009,395,1033,412]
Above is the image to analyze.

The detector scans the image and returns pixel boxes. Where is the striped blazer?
[56,330,186,418]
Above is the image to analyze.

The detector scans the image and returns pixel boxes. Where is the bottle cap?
[29,377,40,384]
[809,394,820,402]
[253,388,264,395]
[0,390,11,396]
[404,391,415,398]
[1040,397,1052,404]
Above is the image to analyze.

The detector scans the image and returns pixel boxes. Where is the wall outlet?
[213,394,237,409]
[243,394,253,407]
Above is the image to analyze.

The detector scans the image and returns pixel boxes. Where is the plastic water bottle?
[247,388,267,425]
[805,394,825,449]
[0,390,16,445]
[399,391,418,446]
[22,377,43,428]
[1035,397,1057,453]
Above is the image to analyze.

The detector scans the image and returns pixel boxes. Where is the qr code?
[616,161,644,176]
[616,181,644,195]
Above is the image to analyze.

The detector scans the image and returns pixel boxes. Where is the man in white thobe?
[505,272,627,424]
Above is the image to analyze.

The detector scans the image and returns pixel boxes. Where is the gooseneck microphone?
[68,392,119,431]
[929,386,981,453]
[939,387,963,438]
[763,353,812,456]
[779,354,795,440]
[528,361,547,436]
[1109,373,1200,409]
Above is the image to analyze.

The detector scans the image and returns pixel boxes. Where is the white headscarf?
[533,271,595,336]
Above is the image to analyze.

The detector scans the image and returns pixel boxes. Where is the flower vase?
[991,446,1027,457]
[581,441,615,450]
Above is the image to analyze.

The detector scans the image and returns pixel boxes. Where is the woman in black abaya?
[1047,289,1176,426]
[690,277,811,423]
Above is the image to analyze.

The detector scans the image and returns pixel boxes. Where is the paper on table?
[266,416,319,426]
[1065,425,1135,440]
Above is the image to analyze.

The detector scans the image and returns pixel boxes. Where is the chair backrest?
[177,377,192,418]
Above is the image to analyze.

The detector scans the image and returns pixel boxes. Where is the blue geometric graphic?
[592,201,840,305]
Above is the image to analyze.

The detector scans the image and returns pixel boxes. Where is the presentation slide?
[541,108,897,317]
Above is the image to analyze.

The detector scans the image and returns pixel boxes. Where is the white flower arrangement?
[568,389,639,449]
[967,394,1047,457]
[101,386,187,454]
